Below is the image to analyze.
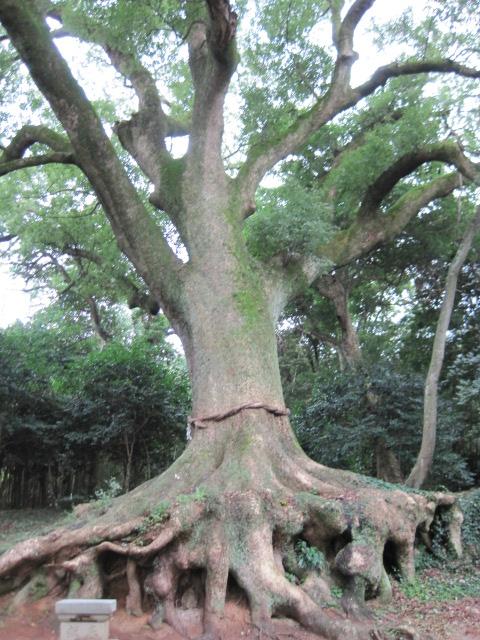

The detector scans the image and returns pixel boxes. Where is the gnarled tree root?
[0,411,463,640]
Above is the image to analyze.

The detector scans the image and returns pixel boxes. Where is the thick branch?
[336,0,376,60]
[320,172,462,268]
[235,1,376,216]
[0,124,76,175]
[106,46,169,186]
[0,152,75,176]
[328,0,343,49]
[46,11,190,204]
[2,124,71,159]
[358,142,480,218]
[272,170,462,313]
[280,142,478,300]
[352,59,480,102]
[186,2,238,186]
[329,0,376,94]
[0,1,186,325]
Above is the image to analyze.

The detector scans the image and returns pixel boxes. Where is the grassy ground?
[0,509,69,555]
[397,561,480,602]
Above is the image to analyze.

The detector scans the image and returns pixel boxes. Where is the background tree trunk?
[406,206,480,488]
[316,273,404,483]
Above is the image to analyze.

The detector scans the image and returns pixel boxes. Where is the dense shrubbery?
[60,339,189,493]
[0,322,189,508]
[458,488,480,557]
[294,365,474,490]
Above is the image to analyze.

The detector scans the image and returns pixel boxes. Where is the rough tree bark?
[406,205,480,489]
[315,271,363,371]
[0,1,478,639]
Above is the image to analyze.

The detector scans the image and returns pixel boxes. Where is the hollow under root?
[0,413,461,640]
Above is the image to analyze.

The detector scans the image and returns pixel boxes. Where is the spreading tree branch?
[108,48,167,150]
[319,172,463,268]
[335,0,376,61]
[0,0,186,326]
[328,0,343,49]
[236,10,479,219]
[107,46,191,219]
[0,153,75,176]
[105,46,174,190]
[352,59,480,102]
[235,0,377,216]
[0,124,75,175]
[358,141,480,219]
[280,140,479,302]
[2,124,71,159]
[42,5,191,207]
[186,1,238,179]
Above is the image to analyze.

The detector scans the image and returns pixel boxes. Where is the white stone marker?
[55,599,117,640]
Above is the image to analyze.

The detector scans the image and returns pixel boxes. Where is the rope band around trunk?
[188,401,290,430]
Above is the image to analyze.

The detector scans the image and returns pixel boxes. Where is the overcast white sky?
[0,0,423,329]
[0,267,31,327]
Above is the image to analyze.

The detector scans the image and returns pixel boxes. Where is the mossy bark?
[0,348,460,640]
[0,178,462,640]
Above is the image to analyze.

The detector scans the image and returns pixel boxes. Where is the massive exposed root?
[0,409,463,639]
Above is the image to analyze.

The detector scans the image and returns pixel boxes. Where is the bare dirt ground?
[0,595,352,640]
[0,582,479,640]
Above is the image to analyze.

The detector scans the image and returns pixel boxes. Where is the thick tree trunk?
[185,276,284,418]
[0,282,462,639]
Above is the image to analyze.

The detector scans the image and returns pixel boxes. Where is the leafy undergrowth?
[398,563,480,602]
[375,561,480,639]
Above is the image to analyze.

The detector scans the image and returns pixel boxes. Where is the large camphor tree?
[0,1,479,638]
